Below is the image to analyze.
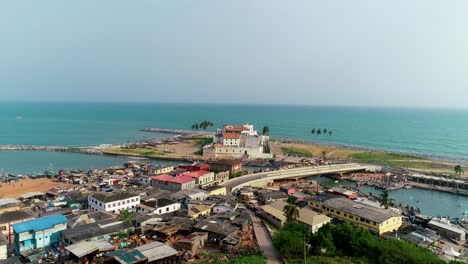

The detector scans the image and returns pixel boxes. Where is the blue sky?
[1,1,468,108]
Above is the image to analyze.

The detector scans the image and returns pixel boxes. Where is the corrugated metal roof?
[12,214,67,233]
[136,241,178,261]
[65,241,114,258]
[107,249,147,264]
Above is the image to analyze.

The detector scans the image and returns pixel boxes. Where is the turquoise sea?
[2,102,468,159]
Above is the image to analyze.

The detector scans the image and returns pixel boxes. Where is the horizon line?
[1,99,466,111]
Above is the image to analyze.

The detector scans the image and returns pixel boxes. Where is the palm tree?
[329,130,332,135]
[323,129,327,134]
[317,129,322,135]
[262,126,270,136]
[283,196,300,222]
[119,209,133,223]
[311,129,316,135]
[454,165,464,178]
[321,151,327,160]
[194,123,199,130]
[380,190,394,209]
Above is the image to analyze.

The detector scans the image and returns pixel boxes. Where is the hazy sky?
[1,1,468,108]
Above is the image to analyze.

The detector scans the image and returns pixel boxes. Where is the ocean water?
[0,150,185,175]
[2,102,468,159]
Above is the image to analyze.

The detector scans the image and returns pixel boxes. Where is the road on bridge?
[220,163,370,192]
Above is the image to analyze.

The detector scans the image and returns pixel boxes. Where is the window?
[99,202,102,207]
[360,218,365,222]
[365,219,370,224]
[166,208,169,212]
[337,211,340,215]
[131,199,135,202]
[113,203,116,207]
[330,209,334,213]
[344,213,347,217]
[159,209,162,214]
[349,216,353,220]
[118,202,121,206]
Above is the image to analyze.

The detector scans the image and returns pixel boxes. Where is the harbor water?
[316,176,468,218]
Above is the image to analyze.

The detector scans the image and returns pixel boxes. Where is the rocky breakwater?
[141,127,214,136]
[0,145,67,151]
[0,145,104,155]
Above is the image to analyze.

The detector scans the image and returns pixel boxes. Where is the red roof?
[223,133,241,140]
[183,170,212,179]
[152,174,194,184]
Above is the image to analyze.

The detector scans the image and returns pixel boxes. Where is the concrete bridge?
[220,163,374,193]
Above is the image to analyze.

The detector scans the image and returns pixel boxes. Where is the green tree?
[262,126,270,136]
[323,129,328,134]
[311,129,316,135]
[283,196,300,222]
[329,130,332,135]
[119,209,133,224]
[317,129,322,135]
[273,221,307,258]
[321,151,327,160]
[454,165,463,178]
[379,190,394,209]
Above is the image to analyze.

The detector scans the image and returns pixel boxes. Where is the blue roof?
[12,214,67,233]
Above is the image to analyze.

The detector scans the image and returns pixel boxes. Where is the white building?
[208,123,271,159]
[212,198,238,214]
[136,198,180,215]
[88,192,140,213]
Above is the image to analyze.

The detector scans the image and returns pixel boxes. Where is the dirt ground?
[0,178,73,199]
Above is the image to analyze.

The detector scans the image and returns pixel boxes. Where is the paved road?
[252,216,283,264]
[221,163,371,192]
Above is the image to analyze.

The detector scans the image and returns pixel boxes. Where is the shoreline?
[1,127,467,169]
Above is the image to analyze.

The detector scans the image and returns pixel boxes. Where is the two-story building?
[151,174,196,191]
[169,189,208,207]
[259,200,331,232]
[136,198,180,215]
[12,214,68,254]
[147,165,174,175]
[88,192,140,213]
[0,209,36,246]
[183,170,215,188]
[309,197,402,236]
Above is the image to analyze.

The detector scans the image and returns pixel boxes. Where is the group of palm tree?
[191,120,213,130]
[311,128,332,135]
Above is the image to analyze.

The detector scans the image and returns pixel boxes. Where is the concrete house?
[213,199,238,214]
[88,192,140,213]
[151,174,196,191]
[183,170,216,187]
[136,198,180,215]
[12,214,68,254]
[309,197,402,236]
[0,209,36,245]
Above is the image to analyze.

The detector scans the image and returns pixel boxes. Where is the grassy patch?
[349,152,424,162]
[288,256,370,264]
[281,147,313,157]
[193,137,213,156]
[103,147,164,156]
[197,254,266,264]
[195,138,213,146]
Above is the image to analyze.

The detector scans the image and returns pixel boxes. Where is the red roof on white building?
[183,170,212,179]
[223,133,241,140]
[152,174,194,184]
